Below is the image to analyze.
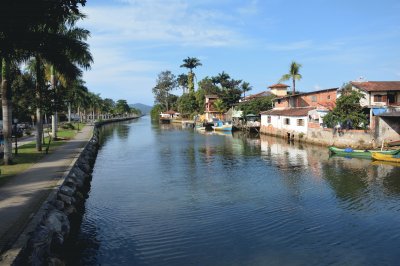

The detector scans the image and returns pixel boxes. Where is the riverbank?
[260,125,380,149]
[0,116,139,265]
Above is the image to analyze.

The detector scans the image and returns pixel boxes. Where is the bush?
[61,123,75,130]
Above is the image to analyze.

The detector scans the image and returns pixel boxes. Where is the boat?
[328,146,400,159]
[195,124,206,131]
[212,120,232,132]
[371,152,400,163]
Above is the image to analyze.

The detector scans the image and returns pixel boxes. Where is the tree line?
[151,57,270,119]
[0,1,137,165]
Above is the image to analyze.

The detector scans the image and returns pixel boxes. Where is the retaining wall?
[260,125,376,149]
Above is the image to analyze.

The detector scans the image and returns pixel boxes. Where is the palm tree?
[1,1,89,163]
[241,81,252,99]
[180,57,202,93]
[279,61,302,95]
[30,17,92,149]
[215,71,231,89]
[213,99,226,114]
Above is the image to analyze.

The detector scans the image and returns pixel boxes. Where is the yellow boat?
[371,152,400,163]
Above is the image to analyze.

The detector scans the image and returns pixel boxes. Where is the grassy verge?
[0,123,85,186]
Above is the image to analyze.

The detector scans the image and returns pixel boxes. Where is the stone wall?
[12,128,101,265]
[260,125,376,149]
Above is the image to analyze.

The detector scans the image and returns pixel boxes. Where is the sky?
[80,0,400,106]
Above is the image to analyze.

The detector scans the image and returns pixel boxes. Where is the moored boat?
[371,152,400,163]
[212,120,232,131]
[329,146,400,159]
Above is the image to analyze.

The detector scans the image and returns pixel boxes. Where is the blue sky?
[80,0,400,106]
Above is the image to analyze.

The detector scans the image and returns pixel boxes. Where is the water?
[67,116,400,265]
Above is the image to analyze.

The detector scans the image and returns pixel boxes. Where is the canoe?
[329,146,400,159]
[371,152,400,163]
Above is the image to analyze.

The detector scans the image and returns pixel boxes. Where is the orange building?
[274,88,338,109]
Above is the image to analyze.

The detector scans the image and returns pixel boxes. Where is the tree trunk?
[1,58,13,165]
[51,66,57,139]
[68,102,71,123]
[292,78,295,95]
[35,57,43,151]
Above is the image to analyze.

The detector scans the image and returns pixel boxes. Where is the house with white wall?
[348,81,400,143]
[260,107,316,135]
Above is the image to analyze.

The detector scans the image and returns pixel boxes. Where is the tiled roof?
[268,83,289,88]
[274,88,338,100]
[244,91,272,100]
[317,102,336,110]
[351,81,400,92]
[260,107,316,116]
[164,110,177,114]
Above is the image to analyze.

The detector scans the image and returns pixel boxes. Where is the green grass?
[0,124,85,186]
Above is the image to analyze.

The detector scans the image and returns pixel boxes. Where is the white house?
[260,107,316,135]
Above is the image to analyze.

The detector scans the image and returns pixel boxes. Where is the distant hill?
[130,103,152,114]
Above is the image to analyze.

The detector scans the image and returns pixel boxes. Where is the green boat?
[328,146,400,159]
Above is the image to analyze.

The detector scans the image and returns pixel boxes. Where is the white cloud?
[82,1,243,47]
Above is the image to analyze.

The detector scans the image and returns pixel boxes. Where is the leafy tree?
[130,107,141,115]
[177,73,188,94]
[238,96,275,116]
[198,76,219,95]
[279,61,302,95]
[180,57,202,93]
[11,70,35,122]
[177,92,198,115]
[115,99,130,114]
[150,104,164,120]
[323,87,368,129]
[152,70,177,111]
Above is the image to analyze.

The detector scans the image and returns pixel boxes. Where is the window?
[297,119,305,126]
[327,95,331,100]
[284,118,290,125]
[267,116,271,123]
[277,99,281,104]
[374,95,387,102]
[311,95,317,102]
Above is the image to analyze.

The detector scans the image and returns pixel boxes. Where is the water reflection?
[71,117,400,266]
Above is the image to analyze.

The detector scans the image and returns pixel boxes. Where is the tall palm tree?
[215,71,231,89]
[279,61,302,95]
[180,57,202,93]
[0,0,88,161]
[30,17,92,150]
[241,82,252,99]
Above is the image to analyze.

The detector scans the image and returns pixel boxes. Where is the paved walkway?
[0,126,93,259]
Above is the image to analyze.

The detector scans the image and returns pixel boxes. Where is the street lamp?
[13,118,18,155]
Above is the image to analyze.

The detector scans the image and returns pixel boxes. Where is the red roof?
[243,91,272,100]
[164,110,177,114]
[351,81,400,92]
[268,83,289,88]
[261,107,316,116]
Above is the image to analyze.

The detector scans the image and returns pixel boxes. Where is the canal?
[66,116,400,265]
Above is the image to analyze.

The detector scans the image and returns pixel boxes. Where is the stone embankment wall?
[13,128,100,266]
[260,125,376,149]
